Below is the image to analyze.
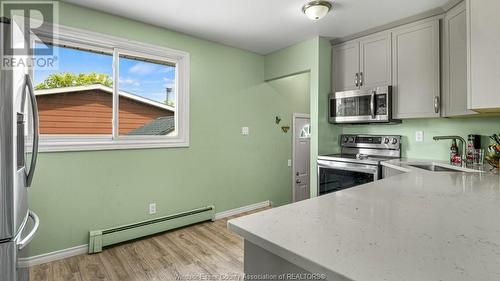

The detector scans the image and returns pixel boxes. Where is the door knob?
[296,179,301,184]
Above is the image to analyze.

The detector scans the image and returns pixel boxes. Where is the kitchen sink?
[408,164,463,172]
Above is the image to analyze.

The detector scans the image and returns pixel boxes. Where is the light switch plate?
[241,127,249,135]
[287,159,292,167]
[416,131,424,142]
[149,203,156,215]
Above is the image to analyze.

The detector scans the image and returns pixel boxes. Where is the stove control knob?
[384,138,390,144]
[348,137,355,143]
[391,138,398,144]
[343,136,348,143]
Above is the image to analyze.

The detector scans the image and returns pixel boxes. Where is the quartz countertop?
[228,159,500,281]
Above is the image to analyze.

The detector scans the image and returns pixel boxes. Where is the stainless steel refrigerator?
[1,16,40,281]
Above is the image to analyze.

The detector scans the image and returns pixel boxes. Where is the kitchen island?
[228,160,500,281]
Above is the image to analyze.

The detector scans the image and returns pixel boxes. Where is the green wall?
[317,39,339,156]
[339,117,500,160]
[264,37,340,197]
[25,3,308,256]
[267,72,310,114]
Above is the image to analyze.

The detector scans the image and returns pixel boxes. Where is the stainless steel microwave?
[328,86,398,124]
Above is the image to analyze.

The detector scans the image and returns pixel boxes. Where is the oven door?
[329,86,391,124]
[317,160,380,196]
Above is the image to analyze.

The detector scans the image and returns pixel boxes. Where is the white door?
[332,41,360,92]
[359,32,392,89]
[293,114,310,202]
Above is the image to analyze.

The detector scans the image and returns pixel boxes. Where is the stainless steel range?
[317,134,401,196]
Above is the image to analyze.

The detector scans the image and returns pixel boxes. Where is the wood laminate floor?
[30,208,267,281]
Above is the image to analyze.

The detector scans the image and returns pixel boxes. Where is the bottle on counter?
[466,137,474,165]
[467,134,481,166]
[450,139,461,166]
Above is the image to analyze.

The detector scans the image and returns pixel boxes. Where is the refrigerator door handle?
[17,210,40,250]
[25,74,39,187]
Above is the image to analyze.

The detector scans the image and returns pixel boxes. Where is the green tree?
[164,100,175,107]
[35,72,113,90]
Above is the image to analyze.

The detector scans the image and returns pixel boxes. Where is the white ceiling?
[63,0,451,54]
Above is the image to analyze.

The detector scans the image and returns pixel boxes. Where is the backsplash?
[339,116,500,161]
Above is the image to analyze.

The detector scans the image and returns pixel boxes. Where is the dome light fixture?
[302,0,333,21]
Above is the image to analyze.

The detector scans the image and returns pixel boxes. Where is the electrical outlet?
[241,127,249,136]
[287,159,292,167]
[149,203,156,215]
[416,131,424,142]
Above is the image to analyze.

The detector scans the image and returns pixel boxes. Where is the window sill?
[38,139,189,153]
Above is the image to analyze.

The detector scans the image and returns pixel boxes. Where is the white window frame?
[32,23,190,152]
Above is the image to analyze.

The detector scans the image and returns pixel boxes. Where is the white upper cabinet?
[392,19,441,119]
[332,41,359,92]
[359,33,392,89]
[332,32,391,92]
[467,0,500,112]
[443,2,476,117]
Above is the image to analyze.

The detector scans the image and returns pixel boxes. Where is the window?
[34,44,114,136]
[299,124,311,139]
[118,53,177,137]
[33,26,190,152]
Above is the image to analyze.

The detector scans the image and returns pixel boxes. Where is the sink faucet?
[433,135,466,166]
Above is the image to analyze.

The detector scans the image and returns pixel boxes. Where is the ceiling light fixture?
[302,0,333,21]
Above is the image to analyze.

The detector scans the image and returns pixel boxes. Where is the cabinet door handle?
[355,73,359,87]
[434,96,440,114]
[359,72,363,87]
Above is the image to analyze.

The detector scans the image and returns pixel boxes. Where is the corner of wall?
[262,37,331,198]
[318,38,341,155]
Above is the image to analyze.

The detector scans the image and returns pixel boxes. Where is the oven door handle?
[317,160,378,175]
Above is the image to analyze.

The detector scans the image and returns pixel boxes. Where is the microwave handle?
[370,91,376,119]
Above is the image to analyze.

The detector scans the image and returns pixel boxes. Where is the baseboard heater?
[88,205,215,253]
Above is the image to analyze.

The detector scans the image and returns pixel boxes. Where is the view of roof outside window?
[34,43,177,136]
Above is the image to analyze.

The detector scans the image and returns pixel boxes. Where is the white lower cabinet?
[382,166,405,178]
[392,19,441,119]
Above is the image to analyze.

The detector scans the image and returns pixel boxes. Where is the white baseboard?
[214,200,271,220]
[18,200,272,267]
[18,244,88,268]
